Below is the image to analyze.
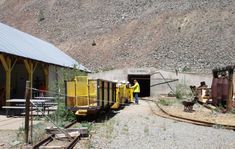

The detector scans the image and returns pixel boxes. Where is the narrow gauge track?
[142,98,235,131]
[33,120,79,149]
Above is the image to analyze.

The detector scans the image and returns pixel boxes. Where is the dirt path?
[87,100,235,149]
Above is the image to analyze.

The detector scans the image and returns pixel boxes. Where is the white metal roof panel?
[0,22,89,71]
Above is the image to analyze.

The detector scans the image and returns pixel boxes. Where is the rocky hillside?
[0,0,234,73]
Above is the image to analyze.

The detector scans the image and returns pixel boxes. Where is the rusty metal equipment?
[181,86,198,112]
[212,65,234,111]
[182,100,197,112]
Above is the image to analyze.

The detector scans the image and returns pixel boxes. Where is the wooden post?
[30,87,33,144]
[0,55,17,106]
[88,83,90,107]
[0,55,10,101]
[227,69,233,111]
[74,78,77,107]
[25,81,30,144]
[24,60,38,144]
[5,69,11,100]
[43,64,49,92]
[24,60,37,89]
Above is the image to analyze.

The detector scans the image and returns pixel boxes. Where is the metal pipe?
[150,79,179,87]
[151,72,175,93]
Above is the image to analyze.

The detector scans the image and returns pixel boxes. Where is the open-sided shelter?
[0,22,89,108]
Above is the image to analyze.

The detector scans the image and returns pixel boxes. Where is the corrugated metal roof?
[0,22,89,72]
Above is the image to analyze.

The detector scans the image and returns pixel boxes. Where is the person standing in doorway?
[131,79,140,104]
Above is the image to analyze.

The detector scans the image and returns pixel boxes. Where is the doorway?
[128,75,150,97]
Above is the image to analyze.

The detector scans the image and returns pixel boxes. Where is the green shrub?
[182,66,191,72]
[175,83,192,99]
[16,126,25,142]
[48,103,76,127]
[38,10,45,22]
[231,109,235,114]
[159,98,175,106]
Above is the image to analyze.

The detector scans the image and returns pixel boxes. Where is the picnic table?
[6,99,48,103]
[3,99,49,117]
[34,96,56,100]
[34,96,64,103]
[34,96,59,108]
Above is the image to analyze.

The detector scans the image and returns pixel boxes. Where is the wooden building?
[0,22,89,108]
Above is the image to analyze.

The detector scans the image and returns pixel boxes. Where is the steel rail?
[33,120,77,149]
[142,98,235,130]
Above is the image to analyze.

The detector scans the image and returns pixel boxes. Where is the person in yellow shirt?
[131,79,140,104]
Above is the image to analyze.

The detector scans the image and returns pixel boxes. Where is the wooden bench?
[5,99,50,116]
[2,106,37,117]
[44,102,58,107]
[45,106,57,115]
[3,98,58,116]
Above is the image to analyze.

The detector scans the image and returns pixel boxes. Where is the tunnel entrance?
[128,75,150,97]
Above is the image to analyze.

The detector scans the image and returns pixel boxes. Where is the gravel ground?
[88,100,235,149]
[0,130,19,149]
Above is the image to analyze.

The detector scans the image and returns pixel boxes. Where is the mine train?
[65,76,134,117]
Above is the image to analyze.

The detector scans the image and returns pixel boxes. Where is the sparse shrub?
[16,126,25,142]
[182,66,191,72]
[48,103,76,127]
[160,122,167,131]
[38,10,45,22]
[213,104,226,113]
[81,121,93,132]
[144,126,149,134]
[122,124,129,134]
[212,123,224,129]
[168,91,176,97]
[230,109,235,114]
[175,83,192,99]
[102,67,114,72]
[159,98,175,106]
[32,123,47,144]
[16,123,46,144]
[105,120,115,138]
[33,116,41,121]
[145,116,149,120]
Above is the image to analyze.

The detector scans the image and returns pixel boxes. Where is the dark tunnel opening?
[128,75,150,97]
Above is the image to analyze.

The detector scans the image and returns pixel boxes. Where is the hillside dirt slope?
[0,0,234,72]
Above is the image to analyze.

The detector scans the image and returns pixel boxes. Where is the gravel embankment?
[88,100,235,149]
[0,0,235,72]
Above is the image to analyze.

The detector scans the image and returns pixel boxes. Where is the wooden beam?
[39,146,65,149]
[227,69,233,111]
[25,81,30,144]
[0,54,9,71]
[33,62,38,72]
[6,57,11,101]
[24,60,34,88]
[43,64,49,90]
[24,60,31,74]
[0,55,13,101]
[5,70,11,100]
[55,131,80,139]
[10,58,17,71]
